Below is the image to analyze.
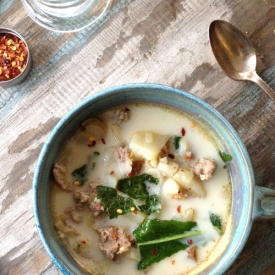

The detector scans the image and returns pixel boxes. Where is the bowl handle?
[253,186,275,219]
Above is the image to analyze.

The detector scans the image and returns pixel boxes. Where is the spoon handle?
[250,72,275,102]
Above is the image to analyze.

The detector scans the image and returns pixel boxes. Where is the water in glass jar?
[34,0,99,17]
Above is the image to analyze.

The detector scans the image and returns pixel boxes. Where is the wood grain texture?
[1,0,275,274]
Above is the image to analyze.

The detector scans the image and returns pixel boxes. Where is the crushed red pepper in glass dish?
[0,28,31,87]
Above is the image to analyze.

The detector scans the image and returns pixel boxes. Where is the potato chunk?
[173,169,206,197]
[173,208,195,222]
[172,168,194,184]
[157,157,179,178]
[162,178,179,195]
[74,118,107,143]
[129,131,170,162]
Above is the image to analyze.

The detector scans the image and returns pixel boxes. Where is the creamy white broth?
[51,103,232,275]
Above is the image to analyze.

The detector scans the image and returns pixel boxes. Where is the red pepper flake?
[168,153,175,159]
[96,203,101,210]
[152,249,158,256]
[110,170,115,175]
[0,33,28,81]
[187,239,193,245]
[128,172,133,178]
[181,127,186,136]
[81,240,86,244]
[147,186,151,190]
[88,140,96,147]
[186,151,192,160]
[177,205,181,213]
[101,138,106,144]
[133,210,138,215]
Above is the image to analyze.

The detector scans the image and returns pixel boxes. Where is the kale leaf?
[117,173,159,201]
[96,186,161,219]
[71,164,87,186]
[71,155,99,186]
[219,151,232,162]
[173,136,182,150]
[210,213,222,232]
[96,174,161,219]
[138,195,160,215]
[137,241,188,270]
[133,219,199,245]
[96,186,137,219]
[133,219,201,270]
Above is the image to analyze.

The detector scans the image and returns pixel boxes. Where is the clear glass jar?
[21,0,111,32]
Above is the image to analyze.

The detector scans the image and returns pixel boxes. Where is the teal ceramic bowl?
[33,83,275,275]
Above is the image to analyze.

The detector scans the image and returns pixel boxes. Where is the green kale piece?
[133,219,199,245]
[96,186,137,219]
[96,186,161,218]
[137,241,188,270]
[219,151,232,162]
[138,195,161,215]
[117,173,159,201]
[210,213,222,232]
[71,155,97,186]
[133,219,201,270]
[71,164,87,186]
[173,136,182,150]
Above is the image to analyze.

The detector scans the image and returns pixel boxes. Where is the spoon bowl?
[209,20,275,101]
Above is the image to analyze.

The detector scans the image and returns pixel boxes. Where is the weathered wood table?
[1,0,275,274]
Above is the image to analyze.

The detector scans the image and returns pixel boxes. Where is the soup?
[51,103,232,275]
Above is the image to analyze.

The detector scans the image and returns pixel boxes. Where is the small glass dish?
[0,28,32,88]
[21,0,112,32]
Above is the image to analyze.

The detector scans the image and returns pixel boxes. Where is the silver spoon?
[209,19,275,102]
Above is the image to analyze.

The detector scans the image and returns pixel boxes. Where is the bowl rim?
[33,83,255,275]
